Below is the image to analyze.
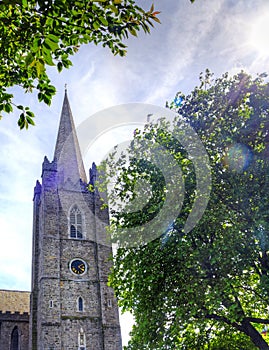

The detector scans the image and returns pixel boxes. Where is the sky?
[1,0,269,345]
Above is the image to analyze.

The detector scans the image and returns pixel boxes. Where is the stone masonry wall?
[0,312,29,350]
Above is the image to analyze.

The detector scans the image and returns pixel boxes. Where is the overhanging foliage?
[106,71,269,349]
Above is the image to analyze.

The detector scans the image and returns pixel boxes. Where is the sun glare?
[250,14,269,57]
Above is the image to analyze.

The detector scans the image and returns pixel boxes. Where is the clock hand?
[78,264,85,271]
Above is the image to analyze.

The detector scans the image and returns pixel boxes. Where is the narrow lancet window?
[10,327,19,350]
[70,205,83,239]
[78,297,84,312]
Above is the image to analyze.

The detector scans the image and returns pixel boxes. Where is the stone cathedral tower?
[29,92,122,350]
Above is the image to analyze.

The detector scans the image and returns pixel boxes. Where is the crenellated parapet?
[0,311,30,350]
[0,310,29,322]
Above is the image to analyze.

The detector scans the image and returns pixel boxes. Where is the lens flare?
[223,143,253,173]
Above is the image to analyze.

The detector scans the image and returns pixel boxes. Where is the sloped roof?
[0,290,30,314]
[53,90,87,183]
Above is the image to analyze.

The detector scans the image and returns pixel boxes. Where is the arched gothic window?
[78,297,84,312]
[78,328,86,350]
[70,205,83,239]
[10,326,19,350]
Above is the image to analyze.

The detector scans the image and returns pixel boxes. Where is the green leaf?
[4,103,12,113]
[99,17,108,26]
[26,110,35,118]
[93,21,100,30]
[109,5,118,14]
[151,16,161,24]
[44,37,58,51]
[18,113,25,129]
[0,0,158,127]
[62,58,72,68]
[36,59,45,76]
[41,49,55,66]
[26,115,35,125]
[32,37,42,52]
[57,62,63,72]
[47,34,59,43]
[25,53,35,66]
[128,26,137,37]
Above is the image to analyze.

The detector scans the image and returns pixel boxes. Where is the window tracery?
[70,205,83,239]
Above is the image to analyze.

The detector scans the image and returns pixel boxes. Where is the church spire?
[53,90,87,184]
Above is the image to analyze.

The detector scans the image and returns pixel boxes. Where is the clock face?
[70,259,87,275]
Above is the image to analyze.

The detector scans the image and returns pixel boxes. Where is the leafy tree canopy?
[105,71,269,349]
[0,0,160,128]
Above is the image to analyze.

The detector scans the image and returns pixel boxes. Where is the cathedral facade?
[0,93,122,350]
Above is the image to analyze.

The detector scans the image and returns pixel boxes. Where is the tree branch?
[245,317,269,324]
[204,312,244,332]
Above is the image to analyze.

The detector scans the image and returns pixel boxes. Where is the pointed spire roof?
[53,90,87,184]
